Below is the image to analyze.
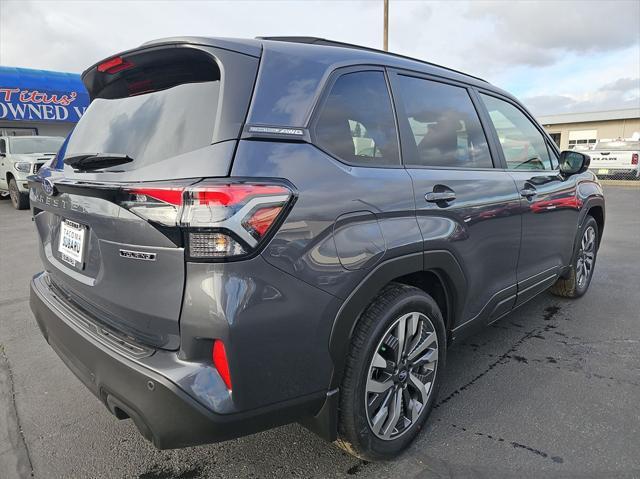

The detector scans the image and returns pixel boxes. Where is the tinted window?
[396,76,492,168]
[66,82,219,169]
[0,139,5,154]
[481,94,552,170]
[315,71,399,166]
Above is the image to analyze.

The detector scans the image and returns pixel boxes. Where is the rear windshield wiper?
[64,153,134,172]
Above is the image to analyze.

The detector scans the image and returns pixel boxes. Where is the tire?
[336,283,446,461]
[550,215,599,298]
[8,178,29,210]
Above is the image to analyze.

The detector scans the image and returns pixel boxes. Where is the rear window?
[594,140,640,151]
[64,48,220,169]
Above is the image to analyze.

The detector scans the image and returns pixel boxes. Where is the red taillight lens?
[243,206,283,239]
[195,185,289,206]
[120,182,293,259]
[632,153,638,165]
[212,340,232,390]
[97,56,134,74]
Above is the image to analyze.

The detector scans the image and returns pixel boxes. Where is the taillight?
[632,153,638,165]
[212,340,232,390]
[120,182,293,260]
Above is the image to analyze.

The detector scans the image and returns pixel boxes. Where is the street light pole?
[383,0,389,51]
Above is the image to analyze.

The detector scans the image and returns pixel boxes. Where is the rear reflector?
[212,340,232,390]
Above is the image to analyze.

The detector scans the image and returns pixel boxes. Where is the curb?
[599,180,640,187]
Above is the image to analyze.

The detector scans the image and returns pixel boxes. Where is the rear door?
[477,92,580,304]
[389,71,522,327]
[30,43,259,349]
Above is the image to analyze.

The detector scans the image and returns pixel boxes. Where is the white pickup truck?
[588,139,640,179]
[0,136,64,209]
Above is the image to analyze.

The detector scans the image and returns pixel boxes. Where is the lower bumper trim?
[30,272,325,449]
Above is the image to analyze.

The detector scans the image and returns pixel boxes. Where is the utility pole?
[383,0,389,51]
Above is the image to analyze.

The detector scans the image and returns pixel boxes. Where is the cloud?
[1,0,638,116]
[599,78,640,92]
[524,76,640,115]
[467,0,640,67]
[0,0,383,72]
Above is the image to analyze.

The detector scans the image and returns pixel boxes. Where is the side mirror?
[559,150,590,175]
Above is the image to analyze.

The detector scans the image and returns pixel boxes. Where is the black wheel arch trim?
[303,250,467,441]
[573,195,605,260]
[327,250,466,389]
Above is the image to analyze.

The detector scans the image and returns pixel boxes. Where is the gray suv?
[29,37,605,460]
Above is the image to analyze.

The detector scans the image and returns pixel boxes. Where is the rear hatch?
[30,42,259,350]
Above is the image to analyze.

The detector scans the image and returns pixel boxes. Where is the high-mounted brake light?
[120,182,293,259]
[212,340,232,390]
[632,153,638,166]
[97,56,134,74]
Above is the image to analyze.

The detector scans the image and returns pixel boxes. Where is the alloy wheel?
[576,225,596,288]
[365,311,438,440]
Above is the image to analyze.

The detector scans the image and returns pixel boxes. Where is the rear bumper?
[30,272,325,449]
[590,167,639,178]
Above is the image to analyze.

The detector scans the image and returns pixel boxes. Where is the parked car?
[588,139,639,178]
[28,37,605,460]
[0,135,64,209]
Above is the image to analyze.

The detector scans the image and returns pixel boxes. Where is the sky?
[1,0,639,116]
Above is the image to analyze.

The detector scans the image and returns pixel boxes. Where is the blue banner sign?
[0,67,90,123]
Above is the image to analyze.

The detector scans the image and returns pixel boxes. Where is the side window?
[396,75,493,168]
[315,71,399,166]
[0,139,6,155]
[480,94,552,170]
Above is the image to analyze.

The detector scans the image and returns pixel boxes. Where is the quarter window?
[315,71,399,166]
[396,76,493,168]
[480,94,552,170]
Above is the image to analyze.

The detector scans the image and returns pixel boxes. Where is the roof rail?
[257,36,488,84]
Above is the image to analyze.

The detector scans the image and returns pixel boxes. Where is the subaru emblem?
[42,178,56,196]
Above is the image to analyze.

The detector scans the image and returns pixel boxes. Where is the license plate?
[597,169,609,174]
[58,219,86,267]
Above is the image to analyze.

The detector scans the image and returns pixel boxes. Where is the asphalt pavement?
[1,185,639,478]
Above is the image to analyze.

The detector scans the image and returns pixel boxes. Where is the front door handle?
[425,191,456,203]
[520,187,537,198]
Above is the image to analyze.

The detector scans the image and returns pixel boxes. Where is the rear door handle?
[520,187,537,198]
[425,191,456,203]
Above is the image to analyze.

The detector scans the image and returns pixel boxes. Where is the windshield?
[10,137,63,154]
[595,141,640,151]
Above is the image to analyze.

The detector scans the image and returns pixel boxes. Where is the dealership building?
[0,66,89,138]
[538,108,640,150]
